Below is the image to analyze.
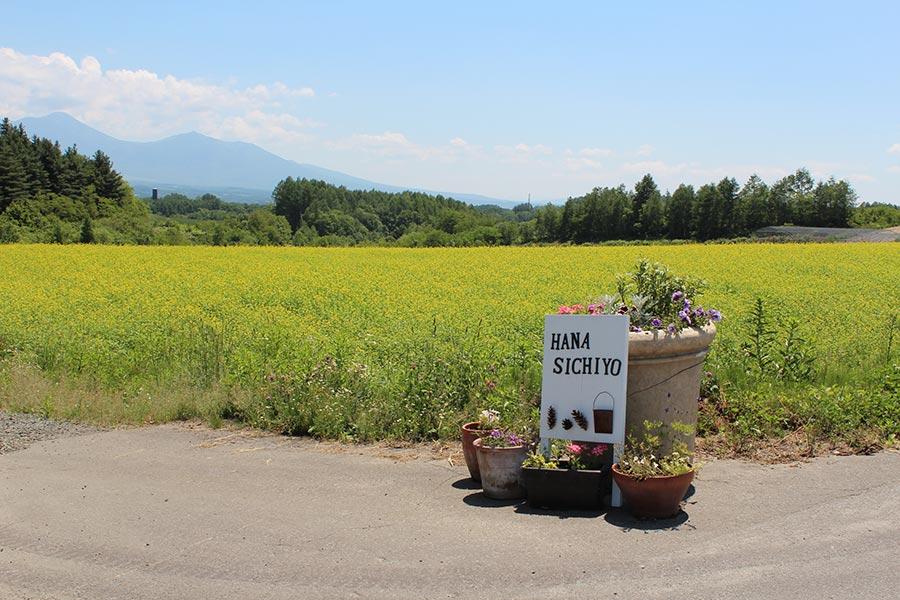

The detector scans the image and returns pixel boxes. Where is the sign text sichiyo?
[539,314,629,445]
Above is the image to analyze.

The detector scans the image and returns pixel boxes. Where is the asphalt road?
[1,424,898,599]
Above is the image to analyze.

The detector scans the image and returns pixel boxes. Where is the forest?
[1,117,897,246]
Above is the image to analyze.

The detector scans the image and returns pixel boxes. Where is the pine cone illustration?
[571,409,589,431]
[547,406,557,429]
[562,418,574,430]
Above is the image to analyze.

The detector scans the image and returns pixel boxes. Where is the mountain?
[16,112,518,207]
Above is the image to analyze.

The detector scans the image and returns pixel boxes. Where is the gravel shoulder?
[0,410,100,454]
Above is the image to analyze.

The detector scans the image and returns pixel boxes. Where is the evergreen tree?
[80,215,95,243]
[0,143,29,213]
[738,174,771,232]
[717,177,740,236]
[693,184,722,240]
[91,150,125,202]
[60,146,91,199]
[631,174,658,237]
[667,184,695,239]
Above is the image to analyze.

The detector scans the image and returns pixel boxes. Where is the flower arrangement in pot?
[611,421,699,518]
[473,428,530,499]
[557,260,723,454]
[461,409,500,481]
[521,441,611,510]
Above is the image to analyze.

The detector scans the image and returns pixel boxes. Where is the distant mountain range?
[16,112,519,207]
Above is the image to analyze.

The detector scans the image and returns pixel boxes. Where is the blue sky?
[2,1,899,203]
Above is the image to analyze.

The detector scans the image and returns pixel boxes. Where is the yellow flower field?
[1,243,898,443]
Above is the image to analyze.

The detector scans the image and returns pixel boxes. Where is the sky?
[1,1,899,203]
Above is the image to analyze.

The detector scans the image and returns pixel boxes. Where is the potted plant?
[557,260,723,453]
[611,421,698,518]
[461,409,500,481]
[521,441,611,509]
[473,428,529,499]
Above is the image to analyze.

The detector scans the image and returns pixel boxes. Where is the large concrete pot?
[473,438,528,499]
[626,324,716,453]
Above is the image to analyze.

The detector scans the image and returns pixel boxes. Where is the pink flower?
[558,305,573,314]
[571,304,585,313]
[590,443,609,456]
[567,443,583,454]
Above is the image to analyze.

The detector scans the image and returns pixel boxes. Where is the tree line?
[1,116,896,247]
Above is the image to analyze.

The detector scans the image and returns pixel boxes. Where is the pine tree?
[80,216,95,243]
[667,184,695,239]
[0,143,29,213]
[91,150,125,202]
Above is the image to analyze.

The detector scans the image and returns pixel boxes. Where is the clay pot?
[611,464,694,518]
[627,324,716,453]
[460,422,487,481]
[473,438,528,499]
[522,466,609,510]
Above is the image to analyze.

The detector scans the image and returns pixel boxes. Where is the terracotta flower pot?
[460,421,487,481]
[611,463,695,518]
[522,466,610,510]
[473,438,528,499]
[627,324,716,454]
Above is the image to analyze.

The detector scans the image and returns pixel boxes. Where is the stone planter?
[473,438,528,499]
[522,466,609,510]
[626,324,716,453]
[460,422,487,481]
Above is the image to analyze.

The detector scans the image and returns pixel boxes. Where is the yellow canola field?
[1,243,898,388]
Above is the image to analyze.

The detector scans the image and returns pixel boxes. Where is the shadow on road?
[513,504,606,519]
[604,509,691,531]
[462,491,524,508]
[451,477,481,490]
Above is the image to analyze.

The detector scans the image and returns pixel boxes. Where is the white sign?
[539,314,629,445]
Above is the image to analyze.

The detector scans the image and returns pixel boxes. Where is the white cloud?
[449,137,468,148]
[635,144,654,157]
[575,147,613,158]
[888,166,900,174]
[0,47,318,146]
[621,160,688,175]
[846,173,875,183]
[887,143,900,154]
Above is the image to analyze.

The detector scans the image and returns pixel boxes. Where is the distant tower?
[152,188,158,200]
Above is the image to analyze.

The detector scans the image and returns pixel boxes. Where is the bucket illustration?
[593,391,614,434]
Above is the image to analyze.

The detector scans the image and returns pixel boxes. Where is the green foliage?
[80,216,95,244]
[615,259,705,323]
[616,421,696,479]
[741,298,816,382]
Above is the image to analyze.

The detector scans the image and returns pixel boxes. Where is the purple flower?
[490,429,502,438]
[678,309,692,325]
[671,291,683,302]
[667,323,676,334]
[709,309,722,322]
[694,306,705,318]
[683,298,691,309]
[651,318,662,328]
[630,325,643,332]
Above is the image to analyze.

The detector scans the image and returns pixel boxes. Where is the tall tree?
[667,184,695,239]
[0,143,29,213]
[631,174,658,238]
[738,174,770,232]
[693,183,722,240]
[716,177,740,236]
[91,150,125,202]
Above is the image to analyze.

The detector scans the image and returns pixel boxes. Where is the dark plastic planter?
[522,466,610,510]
